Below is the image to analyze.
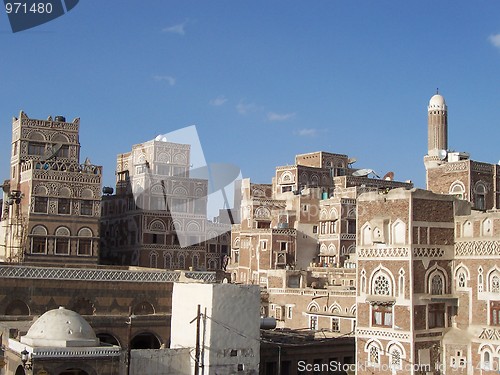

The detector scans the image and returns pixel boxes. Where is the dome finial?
[436,87,439,94]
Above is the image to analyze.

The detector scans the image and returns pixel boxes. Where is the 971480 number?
[5,2,53,14]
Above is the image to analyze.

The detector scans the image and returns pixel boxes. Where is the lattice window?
[373,274,390,295]
[368,345,380,366]
[456,268,467,289]
[390,348,402,369]
[309,315,318,330]
[431,274,444,295]
[331,317,340,332]
[492,275,500,293]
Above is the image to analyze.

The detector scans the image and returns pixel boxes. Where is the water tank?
[322,191,328,200]
[55,116,66,122]
[102,187,114,195]
[260,317,277,330]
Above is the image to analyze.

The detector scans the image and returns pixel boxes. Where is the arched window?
[55,226,70,255]
[478,267,484,293]
[431,274,444,295]
[164,253,173,269]
[449,181,465,199]
[77,227,93,256]
[392,220,406,245]
[178,254,185,269]
[463,221,473,237]
[192,254,199,269]
[360,269,367,294]
[365,341,382,367]
[475,182,487,210]
[150,252,158,268]
[491,274,500,293]
[398,269,405,298]
[361,223,372,246]
[390,347,402,370]
[372,274,391,296]
[482,218,493,236]
[455,267,468,290]
[30,225,47,254]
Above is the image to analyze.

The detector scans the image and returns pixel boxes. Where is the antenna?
[40,143,63,162]
[383,171,395,181]
[352,168,372,177]
[438,149,447,161]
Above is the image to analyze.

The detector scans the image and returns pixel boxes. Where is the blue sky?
[1,1,500,191]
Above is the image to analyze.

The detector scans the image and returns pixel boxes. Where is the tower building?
[0,112,102,265]
[423,93,500,210]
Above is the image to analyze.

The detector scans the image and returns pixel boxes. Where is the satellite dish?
[40,143,63,162]
[383,171,395,181]
[438,149,447,160]
[155,135,162,141]
[347,157,357,165]
[352,168,372,177]
[161,137,167,142]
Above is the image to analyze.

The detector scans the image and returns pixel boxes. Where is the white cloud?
[489,33,500,48]
[236,100,259,115]
[153,75,176,86]
[267,112,296,122]
[210,95,228,106]
[295,128,318,137]
[163,21,187,35]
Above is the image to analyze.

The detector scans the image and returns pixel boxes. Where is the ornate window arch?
[455,265,469,290]
[387,342,405,370]
[370,268,394,296]
[391,219,406,245]
[164,253,173,269]
[255,207,271,220]
[319,209,328,221]
[365,339,382,367]
[329,208,339,220]
[307,301,320,312]
[178,253,186,269]
[329,303,341,313]
[361,223,372,246]
[150,251,158,268]
[280,171,294,183]
[172,186,188,196]
[449,180,466,199]
[150,220,166,232]
[310,174,319,186]
[425,266,448,295]
[232,237,240,249]
[479,344,494,370]
[488,268,500,293]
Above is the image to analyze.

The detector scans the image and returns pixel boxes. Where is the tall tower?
[424,92,448,187]
[427,92,448,155]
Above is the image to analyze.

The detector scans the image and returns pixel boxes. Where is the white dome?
[428,94,447,110]
[21,307,99,347]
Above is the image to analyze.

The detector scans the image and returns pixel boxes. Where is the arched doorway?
[130,332,161,349]
[15,366,26,375]
[96,333,120,346]
[5,300,30,315]
[58,369,89,375]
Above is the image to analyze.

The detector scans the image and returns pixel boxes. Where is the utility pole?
[126,306,132,375]
[194,304,201,375]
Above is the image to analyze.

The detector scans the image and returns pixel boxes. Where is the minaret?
[424,91,448,174]
[427,91,448,156]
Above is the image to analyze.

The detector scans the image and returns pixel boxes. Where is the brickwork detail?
[455,240,500,256]
[413,247,445,258]
[358,247,409,258]
[357,328,410,340]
